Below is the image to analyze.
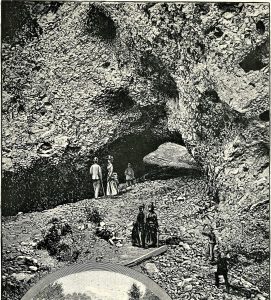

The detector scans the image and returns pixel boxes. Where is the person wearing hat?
[136,205,146,248]
[145,202,159,247]
[106,155,118,197]
[90,157,103,199]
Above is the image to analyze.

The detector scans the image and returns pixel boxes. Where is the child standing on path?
[124,163,135,187]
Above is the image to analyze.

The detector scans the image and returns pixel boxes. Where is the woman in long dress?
[146,203,158,247]
[106,156,118,197]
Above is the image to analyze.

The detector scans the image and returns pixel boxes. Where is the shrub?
[85,207,102,224]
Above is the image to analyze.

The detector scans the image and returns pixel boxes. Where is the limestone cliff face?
[2,2,180,215]
[2,3,269,287]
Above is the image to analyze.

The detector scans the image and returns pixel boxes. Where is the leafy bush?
[85,207,102,224]
[37,219,77,261]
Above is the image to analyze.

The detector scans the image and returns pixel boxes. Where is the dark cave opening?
[101,61,111,68]
[2,130,185,216]
[239,40,269,72]
[97,130,185,184]
[202,89,221,103]
[38,142,53,153]
[18,103,25,113]
[102,87,135,113]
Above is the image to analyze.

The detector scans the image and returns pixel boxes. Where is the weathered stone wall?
[2,2,269,288]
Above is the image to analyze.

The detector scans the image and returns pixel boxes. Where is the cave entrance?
[2,131,185,216]
[97,130,185,183]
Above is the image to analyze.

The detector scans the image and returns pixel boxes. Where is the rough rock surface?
[2,3,269,211]
[2,2,184,215]
[2,2,269,298]
[143,142,200,171]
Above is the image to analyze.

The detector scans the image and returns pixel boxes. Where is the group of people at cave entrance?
[89,155,135,199]
[90,156,158,248]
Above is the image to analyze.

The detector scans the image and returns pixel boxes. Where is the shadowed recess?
[259,110,269,122]
[202,89,220,103]
[2,158,91,216]
[239,40,269,72]
[216,2,243,12]
[256,20,265,35]
[96,130,185,183]
[101,87,135,113]
[86,4,116,40]
[2,1,42,45]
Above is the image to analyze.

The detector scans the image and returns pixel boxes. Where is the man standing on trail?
[136,205,146,248]
[90,157,103,199]
[125,163,135,187]
[146,202,159,247]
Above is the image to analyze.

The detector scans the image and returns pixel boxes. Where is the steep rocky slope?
[2,2,269,295]
[2,178,268,300]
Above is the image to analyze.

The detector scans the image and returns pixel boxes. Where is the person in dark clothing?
[136,205,146,248]
[202,225,216,262]
[146,202,158,247]
[215,251,230,293]
[131,222,140,246]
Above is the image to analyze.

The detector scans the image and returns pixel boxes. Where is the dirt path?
[2,176,267,300]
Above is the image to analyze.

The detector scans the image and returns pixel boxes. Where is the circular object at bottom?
[22,261,171,300]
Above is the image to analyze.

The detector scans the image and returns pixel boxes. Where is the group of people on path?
[132,202,159,248]
[89,156,135,199]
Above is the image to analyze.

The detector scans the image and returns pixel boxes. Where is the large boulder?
[143,143,200,171]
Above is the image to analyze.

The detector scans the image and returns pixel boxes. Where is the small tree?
[128,283,142,300]
[85,207,102,224]
[142,288,160,300]
[65,292,92,300]
[33,282,65,300]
